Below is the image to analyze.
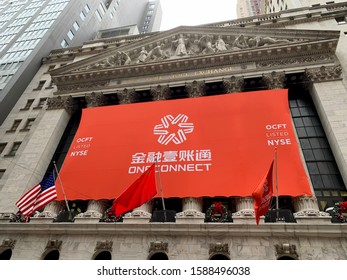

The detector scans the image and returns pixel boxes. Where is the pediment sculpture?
[79,33,296,71]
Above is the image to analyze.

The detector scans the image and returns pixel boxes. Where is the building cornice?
[0,223,346,238]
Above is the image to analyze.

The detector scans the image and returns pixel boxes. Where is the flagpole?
[53,161,71,214]
[275,147,279,220]
[154,160,167,222]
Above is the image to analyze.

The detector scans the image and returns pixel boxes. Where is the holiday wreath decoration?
[99,207,123,223]
[331,201,347,223]
[205,202,232,223]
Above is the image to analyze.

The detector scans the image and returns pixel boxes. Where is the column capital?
[223,76,244,93]
[85,92,108,108]
[262,71,285,89]
[117,88,136,104]
[305,65,342,83]
[150,85,170,100]
[46,95,77,115]
[185,80,206,97]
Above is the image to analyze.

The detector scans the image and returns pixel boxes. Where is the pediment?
[50,25,340,82]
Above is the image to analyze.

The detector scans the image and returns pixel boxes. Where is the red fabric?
[109,164,157,217]
[56,89,312,200]
[252,160,274,225]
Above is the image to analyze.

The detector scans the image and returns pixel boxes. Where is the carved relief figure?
[137,47,148,63]
[106,51,131,66]
[147,42,168,61]
[232,34,248,49]
[248,36,290,48]
[215,35,227,52]
[173,34,188,56]
[198,35,214,55]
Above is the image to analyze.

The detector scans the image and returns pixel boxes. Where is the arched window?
[93,251,112,260]
[209,254,230,260]
[0,249,12,260]
[277,256,296,260]
[43,250,60,260]
[148,252,169,260]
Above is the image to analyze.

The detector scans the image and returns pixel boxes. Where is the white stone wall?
[1,224,346,260]
[0,62,73,213]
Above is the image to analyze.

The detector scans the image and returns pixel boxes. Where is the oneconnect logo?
[154,114,194,145]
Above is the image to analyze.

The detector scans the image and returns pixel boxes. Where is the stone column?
[120,85,172,223]
[302,65,345,222]
[176,197,205,224]
[75,200,108,224]
[123,200,154,223]
[185,80,206,98]
[293,196,331,223]
[305,65,347,185]
[75,92,109,223]
[31,201,64,223]
[262,70,327,222]
[232,197,257,224]
[223,76,244,93]
[0,95,75,216]
[174,81,207,223]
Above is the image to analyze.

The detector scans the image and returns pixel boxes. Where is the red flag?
[252,161,274,225]
[109,164,157,217]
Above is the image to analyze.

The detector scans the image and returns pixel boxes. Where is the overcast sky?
[159,0,238,31]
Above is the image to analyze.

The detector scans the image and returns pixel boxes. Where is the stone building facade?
[0,2,347,260]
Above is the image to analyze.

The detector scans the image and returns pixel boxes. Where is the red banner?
[56,89,312,200]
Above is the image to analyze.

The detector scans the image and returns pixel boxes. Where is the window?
[67,30,74,40]
[80,11,86,21]
[0,143,6,154]
[20,99,34,110]
[95,10,102,22]
[99,3,106,15]
[289,88,346,211]
[6,119,21,133]
[5,142,21,157]
[60,39,68,48]
[73,21,80,31]
[34,80,46,90]
[0,169,5,180]
[34,98,47,109]
[20,118,35,131]
[335,16,346,25]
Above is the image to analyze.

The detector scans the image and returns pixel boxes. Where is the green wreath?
[205,202,230,222]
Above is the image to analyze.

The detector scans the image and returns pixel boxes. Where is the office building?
[237,0,262,17]
[262,0,346,13]
[0,0,162,125]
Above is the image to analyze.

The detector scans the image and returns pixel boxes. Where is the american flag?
[16,172,57,217]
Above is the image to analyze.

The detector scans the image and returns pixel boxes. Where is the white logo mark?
[154,114,194,145]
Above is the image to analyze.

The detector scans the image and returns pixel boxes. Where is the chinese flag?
[109,164,157,217]
[252,161,274,225]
